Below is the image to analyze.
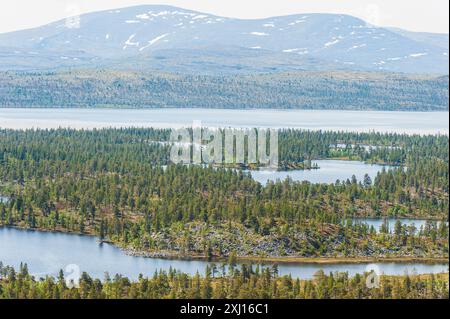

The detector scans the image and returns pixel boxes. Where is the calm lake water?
[0,108,448,134]
[351,218,447,233]
[0,227,447,280]
[248,160,392,185]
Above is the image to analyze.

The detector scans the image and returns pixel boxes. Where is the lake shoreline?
[123,248,449,266]
[1,108,448,135]
[2,226,447,266]
[2,225,448,282]
[1,106,449,114]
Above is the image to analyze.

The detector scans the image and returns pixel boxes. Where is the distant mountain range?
[0,5,448,74]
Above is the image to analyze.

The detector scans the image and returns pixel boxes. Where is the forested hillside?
[0,129,448,260]
[0,71,448,111]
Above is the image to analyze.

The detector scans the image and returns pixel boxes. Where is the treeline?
[279,129,449,166]
[0,128,447,258]
[0,70,448,111]
[0,263,448,299]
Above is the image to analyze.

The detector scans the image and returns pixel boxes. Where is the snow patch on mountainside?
[387,57,403,61]
[409,52,428,58]
[136,13,151,20]
[325,39,340,47]
[123,34,139,50]
[283,48,308,53]
[289,20,306,26]
[348,44,367,51]
[249,32,269,36]
[192,15,208,20]
[139,33,169,51]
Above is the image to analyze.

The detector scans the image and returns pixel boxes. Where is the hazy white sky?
[0,0,448,34]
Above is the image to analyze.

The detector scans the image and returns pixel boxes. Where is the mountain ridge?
[0,5,448,74]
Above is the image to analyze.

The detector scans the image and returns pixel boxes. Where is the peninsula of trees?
[0,128,448,261]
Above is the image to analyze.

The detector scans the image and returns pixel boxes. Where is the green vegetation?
[0,128,448,260]
[0,263,448,299]
[0,70,448,111]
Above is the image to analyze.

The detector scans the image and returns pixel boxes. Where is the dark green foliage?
[0,263,447,299]
[0,128,447,258]
[0,71,448,111]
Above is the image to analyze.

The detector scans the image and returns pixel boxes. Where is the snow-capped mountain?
[0,5,448,74]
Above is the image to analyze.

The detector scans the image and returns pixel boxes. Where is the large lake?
[0,108,448,134]
[0,227,447,281]
[248,160,392,185]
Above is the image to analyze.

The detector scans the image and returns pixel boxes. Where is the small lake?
[351,218,447,233]
[248,160,393,185]
[0,227,447,281]
[0,108,448,135]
